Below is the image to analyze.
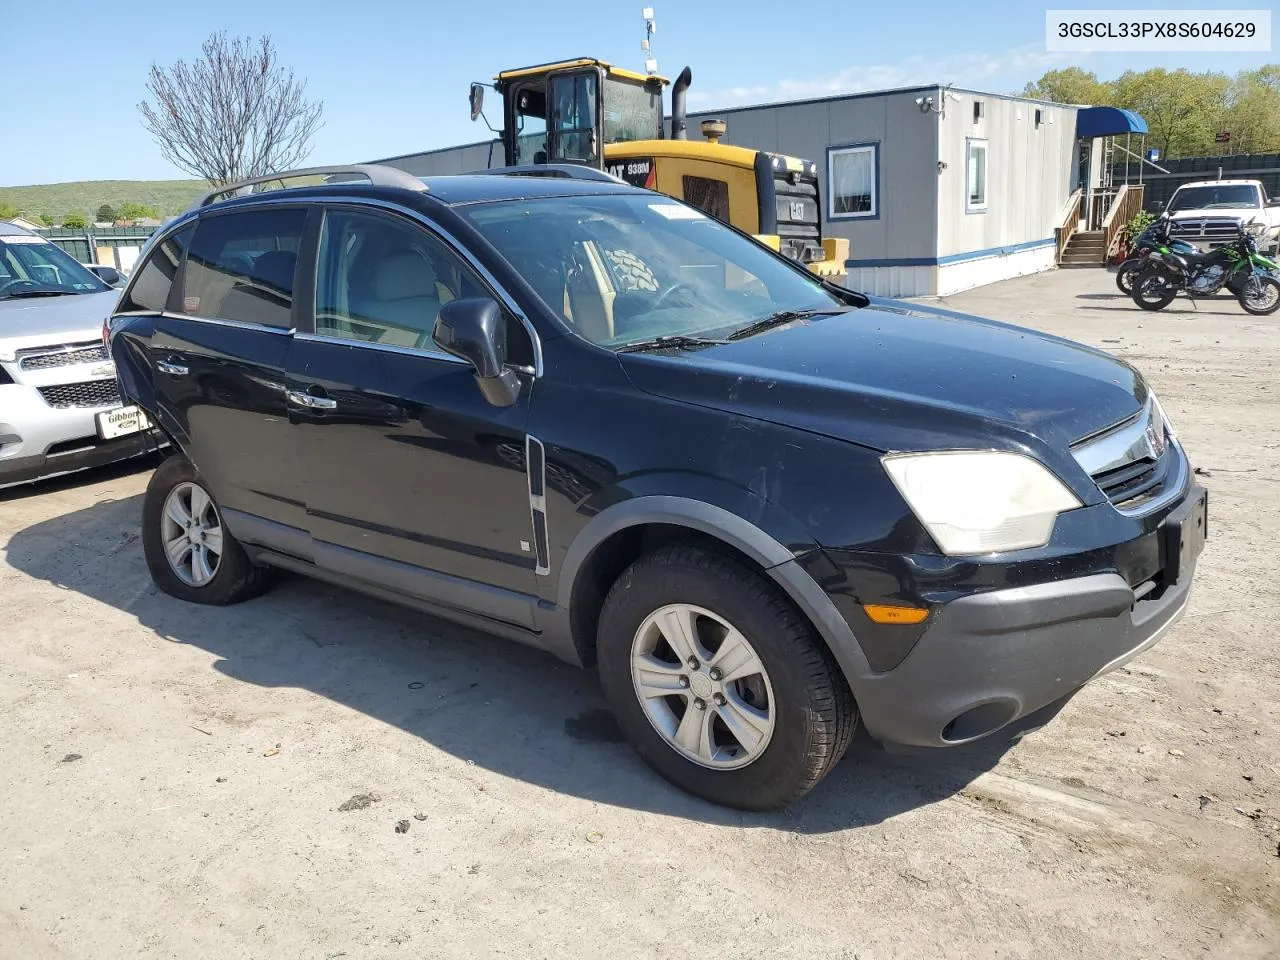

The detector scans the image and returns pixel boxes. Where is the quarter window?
[827,144,878,219]
[966,139,988,212]
[183,209,306,327]
[119,225,194,313]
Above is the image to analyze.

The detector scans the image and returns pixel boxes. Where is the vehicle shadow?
[4,493,1051,832]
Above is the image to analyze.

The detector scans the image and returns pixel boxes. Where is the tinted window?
[119,225,194,313]
[317,208,531,363]
[184,209,306,327]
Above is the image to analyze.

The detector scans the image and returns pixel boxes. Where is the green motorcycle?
[1132,221,1280,315]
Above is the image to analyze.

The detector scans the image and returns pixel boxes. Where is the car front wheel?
[142,454,272,605]
[597,542,857,810]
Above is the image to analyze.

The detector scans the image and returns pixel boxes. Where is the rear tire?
[596,542,857,810]
[142,454,272,605]
[1132,271,1176,311]
[1238,276,1280,316]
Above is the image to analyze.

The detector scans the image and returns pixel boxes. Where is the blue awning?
[1076,106,1148,138]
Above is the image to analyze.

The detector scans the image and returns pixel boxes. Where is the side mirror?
[1269,198,1280,207]
[469,83,486,122]
[88,264,123,287]
[432,298,521,407]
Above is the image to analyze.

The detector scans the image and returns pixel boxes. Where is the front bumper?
[0,382,154,489]
[851,562,1193,748]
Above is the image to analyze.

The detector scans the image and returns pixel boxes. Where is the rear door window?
[183,209,307,327]
[118,225,195,313]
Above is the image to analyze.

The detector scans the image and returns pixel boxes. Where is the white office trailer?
[376,85,1096,297]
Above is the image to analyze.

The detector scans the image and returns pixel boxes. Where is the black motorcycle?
[1115,219,1197,294]
[1131,223,1280,315]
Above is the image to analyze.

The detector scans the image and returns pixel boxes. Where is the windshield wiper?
[0,288,78,300]
[615,334,728,354]
[726,307,845,342]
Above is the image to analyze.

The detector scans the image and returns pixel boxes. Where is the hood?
[0,290,119,361]
[619,298,1147,457]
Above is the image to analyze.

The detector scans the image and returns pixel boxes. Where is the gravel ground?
[1,267,1277,959]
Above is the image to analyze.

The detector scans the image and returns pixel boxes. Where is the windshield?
[459,194,847,347]
[0,235,109,299]
[603,76,661,143]
[1168,185,1260,212]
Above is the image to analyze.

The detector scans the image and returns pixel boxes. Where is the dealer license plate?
[96,405,149,440]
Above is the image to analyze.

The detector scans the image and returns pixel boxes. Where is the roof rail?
[468,164,626,184]
[189,164,427,211]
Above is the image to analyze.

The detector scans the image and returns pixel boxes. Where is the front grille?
[17,342,109,371]
[1092,453,1167,507]
[38,379,121,409]
[1170,217,1240,249]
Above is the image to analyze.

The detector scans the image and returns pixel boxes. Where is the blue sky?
[2,0,1273,185]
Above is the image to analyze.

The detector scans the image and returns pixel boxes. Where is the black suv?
[108,164,1206,810]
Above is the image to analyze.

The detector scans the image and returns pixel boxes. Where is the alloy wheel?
[160,481,224,587]
[629,603,776,770]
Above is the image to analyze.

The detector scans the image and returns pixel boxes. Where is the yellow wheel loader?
[469,58,847,281]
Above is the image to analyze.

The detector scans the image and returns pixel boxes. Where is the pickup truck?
[1163,179,1280,255]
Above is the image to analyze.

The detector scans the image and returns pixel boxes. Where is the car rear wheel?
[597,542,856,810]
[142,454,272,605]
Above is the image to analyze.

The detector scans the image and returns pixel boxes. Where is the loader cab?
[492,59,666,168]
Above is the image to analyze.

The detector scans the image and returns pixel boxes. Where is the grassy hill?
[0,179,206,220]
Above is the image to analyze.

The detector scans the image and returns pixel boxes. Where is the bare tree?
[139,33,323,186]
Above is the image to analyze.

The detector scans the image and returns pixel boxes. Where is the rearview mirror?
[469,83,486,122]
[432,298,521,407]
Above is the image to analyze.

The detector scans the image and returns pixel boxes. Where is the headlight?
[1247,221,1268,238]
[882,451,1081,555]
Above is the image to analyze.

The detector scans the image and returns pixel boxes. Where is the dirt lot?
[1,268,1277,959]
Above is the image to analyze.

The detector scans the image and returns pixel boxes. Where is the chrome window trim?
[247,192,545,376]
[293,330,468,365]
[124,311,297,336]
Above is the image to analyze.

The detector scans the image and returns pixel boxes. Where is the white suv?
[0,221,157,488]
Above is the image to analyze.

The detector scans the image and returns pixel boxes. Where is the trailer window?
[827,144,878,220]
[966,139,988,212]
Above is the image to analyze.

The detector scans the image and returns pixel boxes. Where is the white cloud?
[686,44,1082,109]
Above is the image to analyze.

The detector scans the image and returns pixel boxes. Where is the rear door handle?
[286,388,338,410]
[156,360,188,376]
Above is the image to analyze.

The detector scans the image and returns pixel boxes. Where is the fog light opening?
[941,699,1020,744]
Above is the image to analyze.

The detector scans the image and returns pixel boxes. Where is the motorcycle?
[1115,218,1197,294]
[1131,221,1280,316]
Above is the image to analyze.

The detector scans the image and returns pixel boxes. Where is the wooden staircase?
[1059,230,1107,268]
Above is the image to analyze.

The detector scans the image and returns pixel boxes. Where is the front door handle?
[156,359,188,376]
[286,388,338,410]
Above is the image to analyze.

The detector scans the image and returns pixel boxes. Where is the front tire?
[142,454,272,605]
[1132,271,1176,311]
[596,542,857,810]
[1238,275,1280,316]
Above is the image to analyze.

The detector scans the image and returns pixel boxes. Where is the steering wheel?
[651,281,700,312]
[0,278,39,296]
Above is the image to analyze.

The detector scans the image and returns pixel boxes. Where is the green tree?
[118,202,160,221]
[1022,67,1113,106]
[1223,67,1280,154]
[61,211,89,229]
[96,204,118,223]
[1113,68,1229,159]
[38,213,54,227]
[0,201,17,220]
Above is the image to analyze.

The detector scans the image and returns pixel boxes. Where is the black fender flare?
[536,495,872,691]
